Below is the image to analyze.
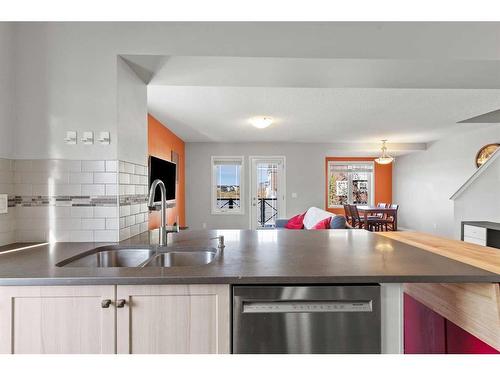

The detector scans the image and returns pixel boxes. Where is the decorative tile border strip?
[9,195,118,207]
[119,194,148,206]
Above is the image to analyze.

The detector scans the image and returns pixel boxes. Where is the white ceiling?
[144,46,500,145]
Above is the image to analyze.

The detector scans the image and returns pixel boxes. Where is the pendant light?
[374,140,394,165]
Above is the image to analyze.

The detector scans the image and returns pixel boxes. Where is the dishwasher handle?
[242,300,373,313]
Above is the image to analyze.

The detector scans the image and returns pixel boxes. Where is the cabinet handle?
[116,299,126,308]
[101,299,112,308]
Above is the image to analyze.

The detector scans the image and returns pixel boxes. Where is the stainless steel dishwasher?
[232,285,381,354]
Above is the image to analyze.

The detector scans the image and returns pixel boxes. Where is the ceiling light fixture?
[249,117,273,129]
[374,140,394,165]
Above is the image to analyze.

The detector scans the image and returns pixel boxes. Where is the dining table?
[357,205,398,231]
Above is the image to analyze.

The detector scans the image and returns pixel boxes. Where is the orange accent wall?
[148,114,185,229]
[324,157,392,215]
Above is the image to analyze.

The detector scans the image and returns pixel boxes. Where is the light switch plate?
[0,194,8,214]
[97,131,110,145]
[81,131,94,145]
[64,131,77,144]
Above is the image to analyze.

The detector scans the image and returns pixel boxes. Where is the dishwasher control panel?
[243,300,373,313]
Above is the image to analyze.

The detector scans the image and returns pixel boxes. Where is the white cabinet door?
[116,284,230,354]
[0,285,116,354]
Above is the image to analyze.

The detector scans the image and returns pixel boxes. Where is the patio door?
[249,156,286,229]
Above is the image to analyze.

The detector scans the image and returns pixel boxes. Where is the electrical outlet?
[0,194,8,214]
[291,192,298,198]
[202,222,207,229]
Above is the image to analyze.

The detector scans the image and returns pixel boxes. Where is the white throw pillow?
[303,207,336,229]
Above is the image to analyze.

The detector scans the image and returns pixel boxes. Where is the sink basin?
[56,246,157,267]
[144,248,218,267]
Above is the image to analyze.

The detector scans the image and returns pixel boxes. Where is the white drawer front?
[463,236,486,246]
[463,225,486,240]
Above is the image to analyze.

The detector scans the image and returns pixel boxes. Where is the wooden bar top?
[377,231,500,275]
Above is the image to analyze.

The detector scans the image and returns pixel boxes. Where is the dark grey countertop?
[0,229,498,286]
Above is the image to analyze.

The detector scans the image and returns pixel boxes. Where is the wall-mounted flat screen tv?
[148,155,176,202]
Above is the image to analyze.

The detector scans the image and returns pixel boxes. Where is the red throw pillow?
[311,217,331,230]
[284,212,306,229]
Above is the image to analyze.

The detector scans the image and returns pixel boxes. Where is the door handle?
[116,299,127,308]
[101,299,112,308]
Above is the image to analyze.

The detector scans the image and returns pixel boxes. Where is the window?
[327,161,374,208]
[211,156,244,214]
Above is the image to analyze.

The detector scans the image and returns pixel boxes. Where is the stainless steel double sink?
[56,245,218,268]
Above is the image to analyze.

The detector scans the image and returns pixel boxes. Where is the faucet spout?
[148,179,168,246]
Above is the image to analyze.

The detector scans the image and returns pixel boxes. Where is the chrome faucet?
[210,235,225,253]
[148,179,168,246]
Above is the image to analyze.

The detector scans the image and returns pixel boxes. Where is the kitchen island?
[0,229,498,354]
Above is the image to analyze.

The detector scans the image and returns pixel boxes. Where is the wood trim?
[377,231,500,274]
[404,283,500,351]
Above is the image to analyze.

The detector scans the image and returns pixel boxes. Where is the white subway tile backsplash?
[0,170,14,184]
[94,172,117,184]
[135,213,145,224]
[119,205,131,217]
[71,206,94,218]
[0,159,12,172]
[135,185,146,195]
[119,217,126,229]
[32,160,82,173]
[124,185,135,195]
[105,184,118,196]
[53,230,94,242]
[140,222,148,233]
[1,159,134,245]
[94,230,119,242]
[135,165,147,176]
[119,173,130,184]
[0,184,14,196]
[130,204,140,215]
[81,218,106,230]
[105,218,119,230]
[14,183,32,196]
[105,160,118,172]
[130,174,140,184]
[125,215,135,227]
[130,224,141,237]
[13,160,33,172]
[94,206,118,218]
[33,184,49,196]
[120,227,131,240]
[69,172,93,184]
[54,218,82,231]
[124,162,135,174]
[82,184,105,196]
[56,184,82,196]
[82,160,105,172]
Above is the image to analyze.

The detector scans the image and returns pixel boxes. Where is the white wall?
[0,23,14,159]
[117,57,148,165]
[454,157,500,238]
[185,142,379,229]
[393,125,500,239]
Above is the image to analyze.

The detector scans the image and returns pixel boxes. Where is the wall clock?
[475,143,500,168]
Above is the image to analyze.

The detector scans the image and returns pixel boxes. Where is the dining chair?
[383,204,399,231]
[349,204,379,231]
[343,204,353,226]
